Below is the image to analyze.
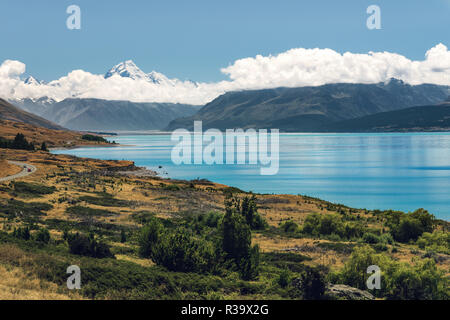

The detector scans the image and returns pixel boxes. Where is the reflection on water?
[53,133,450,220]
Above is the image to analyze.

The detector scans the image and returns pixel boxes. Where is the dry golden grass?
[0,245,82,300]
[0,264,79,300]
[0,160,21,178]
[0,119,112,148]
[253,233,347,268]
[115,254,155,268]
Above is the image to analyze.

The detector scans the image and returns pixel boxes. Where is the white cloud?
[0,44,449,105]
[221,43,450,89]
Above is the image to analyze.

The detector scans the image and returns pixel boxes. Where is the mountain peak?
[104,60,149,81]
[104,60,176,85]
[24,76,42,85]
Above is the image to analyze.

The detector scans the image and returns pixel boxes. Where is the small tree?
[120,229,127,243]
[239,244,260,281]
[221,195,260,279]
[138,217,163,258]
[40,142,48,152]
[36,228,51,244]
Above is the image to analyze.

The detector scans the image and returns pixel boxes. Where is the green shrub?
[416,231,449,254]
[225,194,267,230]
[12,181,56,195]
[362,232,381,244]
[280,220,298,233]
[35,228,51,244]
[68,233,114,259]
[221,205,251,262]
[277,269,290,288]
[12,226,31,240]
[303,213,365,240]
[78,194,130,207]
[138,218,163,258]
[386,209,435,243]
[152,228,216,273]
[0,133,35,150]
[330,245,448,299]
[1,199,53,218]
[291,267,326,300]
[81,134,108,143]
[204,212,222,228]
[239,244,260,281]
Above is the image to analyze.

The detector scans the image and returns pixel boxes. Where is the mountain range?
[12,98,201,131]
[166,79,450,132]
[11,60,450,133]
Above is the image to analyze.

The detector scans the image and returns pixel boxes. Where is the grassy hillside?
[0,146,448,300]
[0,119,114,149]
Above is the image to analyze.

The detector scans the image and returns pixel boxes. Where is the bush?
[416,231,449,254]
[387,209,436,243]
[1,133,35,150]
[221,205,252,262]
[277,269,290,288]
[362,232,381,244]
[12,226,31,240]
[138,218,163,258]
[330,245,448,299]
[291,267,326,300]
[203,212,222,228]
[35,228,51,244]
[239,244,260,281]
[40,142,48,152]
[152,228,216,273]
[68,233,114,259]
[226,194,267,230]
[280,220,298,233]
[12,181,56,196]
[81,134,108,143]
[303,213,365,240]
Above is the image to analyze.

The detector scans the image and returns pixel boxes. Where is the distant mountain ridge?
[0,98,63,130]
[12,98,201,131]
[320,100,450,132]
[166,79,450,131]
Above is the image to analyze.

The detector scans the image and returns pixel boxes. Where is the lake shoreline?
[52,131,450,221]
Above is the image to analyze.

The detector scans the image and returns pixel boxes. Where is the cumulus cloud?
[0,44,449,105]
[221,43,450,89]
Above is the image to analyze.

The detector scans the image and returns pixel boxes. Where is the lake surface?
[53,133,450,220]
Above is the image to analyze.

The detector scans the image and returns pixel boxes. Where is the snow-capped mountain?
[23,76,44,86]
[104,60,150,81]
[104,60,196,86]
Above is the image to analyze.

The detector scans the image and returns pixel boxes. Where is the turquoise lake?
[53,133,450,220]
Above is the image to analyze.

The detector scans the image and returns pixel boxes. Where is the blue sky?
[0,0,449,82]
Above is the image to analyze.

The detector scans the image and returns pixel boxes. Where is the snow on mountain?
[104,60,150,81]
[104,60,195,86]
[24,76,44,86]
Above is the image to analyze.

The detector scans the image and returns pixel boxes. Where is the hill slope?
[0,99,63,130]
[321,100,450,132]
[166,80,449,131]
